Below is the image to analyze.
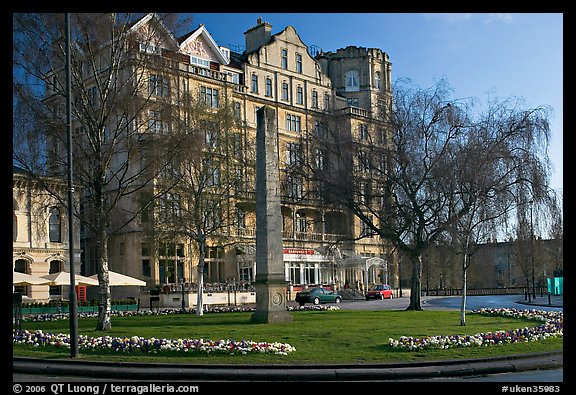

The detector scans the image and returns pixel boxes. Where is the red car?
[365,284,393,300]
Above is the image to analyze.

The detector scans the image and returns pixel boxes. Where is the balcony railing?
[233,228,347,243]
[337,106,372,118]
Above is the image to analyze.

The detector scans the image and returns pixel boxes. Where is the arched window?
[374,71,382,90]
[345,70,360,92]
[49,207,61,243]
[49,260,64,297]
[49,260,63,274]
[14,259,28,273]
[14,259,30,295]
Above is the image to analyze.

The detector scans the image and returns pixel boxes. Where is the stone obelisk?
[251,106,293,323]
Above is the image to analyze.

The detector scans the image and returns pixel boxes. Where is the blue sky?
[188,13,563,194]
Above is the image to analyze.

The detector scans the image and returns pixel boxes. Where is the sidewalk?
[516,294,563,308]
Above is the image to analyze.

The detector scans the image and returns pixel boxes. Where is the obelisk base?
[250,281,293,323]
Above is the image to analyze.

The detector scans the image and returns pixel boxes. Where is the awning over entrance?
[335,250,365,267]
[235,244,331,263]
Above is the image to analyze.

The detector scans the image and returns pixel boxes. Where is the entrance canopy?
[41,271,99,286]
[13,271,51,286]
[89,270,146,286]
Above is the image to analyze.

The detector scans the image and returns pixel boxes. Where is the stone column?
[251,106,293,323]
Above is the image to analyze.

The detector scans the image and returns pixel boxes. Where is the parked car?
[365,284,393,300]
[295,287,342,306]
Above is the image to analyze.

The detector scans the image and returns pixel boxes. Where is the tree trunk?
[195,236,206,317]
[95,230,112,331]
[93,175,112,331]
[460,253,468,326]
[196,267,204,317]
[406,254,423,310]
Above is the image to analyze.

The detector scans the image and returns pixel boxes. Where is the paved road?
[412,368,563,382]
[332,294,563,312]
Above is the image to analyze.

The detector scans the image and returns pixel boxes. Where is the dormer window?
[219,46,230,63]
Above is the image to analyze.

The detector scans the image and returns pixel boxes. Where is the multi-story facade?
[42,14,397,300]
[12,166,82,301]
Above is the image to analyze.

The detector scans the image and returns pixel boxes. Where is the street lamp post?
[65,13,79,359]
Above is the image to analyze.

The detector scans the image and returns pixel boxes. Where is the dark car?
[365,284,393,300]
[295,287,342,306]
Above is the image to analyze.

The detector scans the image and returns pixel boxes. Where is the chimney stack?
[244,18,272,53]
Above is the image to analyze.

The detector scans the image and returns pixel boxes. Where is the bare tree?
[151,95,253,316]
[442,96,550,324]
[301,78,554,311]
[13,13,192,331]
[444,203,495,326]
[545,191,563,275]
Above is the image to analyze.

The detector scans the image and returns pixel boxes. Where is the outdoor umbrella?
[89,270,146,286]
[13,271,51,286]
[41,271,99,286]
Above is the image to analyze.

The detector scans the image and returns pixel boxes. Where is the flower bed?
[18,304,339,323]
[13,329,296,356]
[13,306,336,356]
[388,308,563,351]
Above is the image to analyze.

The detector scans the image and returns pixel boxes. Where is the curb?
[13,351,563,381]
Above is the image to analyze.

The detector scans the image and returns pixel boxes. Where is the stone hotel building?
[16,13,398,302]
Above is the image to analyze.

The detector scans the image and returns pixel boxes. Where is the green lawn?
[13,309,563,364]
